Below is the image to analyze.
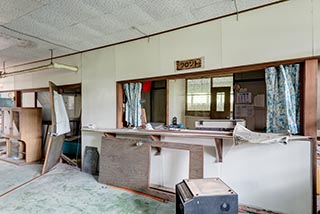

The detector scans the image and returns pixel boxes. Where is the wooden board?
[41,81,65,174]
[99,137,149,192]
[99,136,204,202]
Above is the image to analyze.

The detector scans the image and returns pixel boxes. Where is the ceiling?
[0,0,284,67]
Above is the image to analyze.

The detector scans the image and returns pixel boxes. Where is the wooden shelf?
[1,107,42,163]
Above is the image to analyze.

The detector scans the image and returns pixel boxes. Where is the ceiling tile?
[83,13,130,35]
[5,15,59,37]
[108,29,141,44]
[0,0,48,24]
[183,0,225,10]
[81,0,135,14]
[26,0,103,30]
[137,12,196,35]
[112,4,154,27]
[236,0,281,10]
[191,1,236,21]
[56,23,107,48]
[135,0,185,21]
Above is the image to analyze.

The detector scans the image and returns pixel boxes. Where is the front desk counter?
[82,128,315,214]
[82,128,232,201]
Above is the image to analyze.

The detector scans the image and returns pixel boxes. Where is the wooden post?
[14,91,21,107]
[116,83,123,128]
[302,59,318,137]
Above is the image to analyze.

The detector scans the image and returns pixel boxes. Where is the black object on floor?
[83,146,99,175]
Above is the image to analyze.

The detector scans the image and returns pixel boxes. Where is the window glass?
[216,92,225,112]
[187,78,211,111]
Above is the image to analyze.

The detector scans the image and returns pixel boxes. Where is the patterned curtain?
[123,82,142,127]
[265,64,300,134]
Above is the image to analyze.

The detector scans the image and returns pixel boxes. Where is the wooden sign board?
[176,57,203,71]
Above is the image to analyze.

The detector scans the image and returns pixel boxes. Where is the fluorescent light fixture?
[0,62,78,78]
[51,62,78,72]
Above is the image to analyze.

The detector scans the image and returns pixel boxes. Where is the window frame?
[185,77,212,117]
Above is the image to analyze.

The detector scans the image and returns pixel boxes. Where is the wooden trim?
[34,92,38,107]
[116,83,123,128]
[166,79,169,125]
[302,59,318,137]
[150,135,161,141]
[214,138,223,162]
[104,133,116,138]
[311,137,317,214]
[4,1,289,71]
[14,91,21,107]
[0,83,81,94]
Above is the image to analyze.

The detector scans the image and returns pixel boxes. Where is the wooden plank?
[302,59,318,137]
[42,81,66,174]
[215,138,223,162]
[14,91,21,107]
[150,135,160,141]
[1,108,42,163]
[99,137,149,192]
[99,136,205,201]
[116,83,123,128]
[311,137,317,214]
[189,145,204,179]
[41,134,65,174]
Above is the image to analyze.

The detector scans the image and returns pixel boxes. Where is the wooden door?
[210,87,231,119]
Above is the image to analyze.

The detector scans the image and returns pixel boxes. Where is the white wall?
[221,0,314,67]
[81,47,116,157]
[168,79,185,125]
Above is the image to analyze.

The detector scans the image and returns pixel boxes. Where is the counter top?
[81,127,233,139]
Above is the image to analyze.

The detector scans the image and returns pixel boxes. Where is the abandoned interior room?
[0,0,319,213]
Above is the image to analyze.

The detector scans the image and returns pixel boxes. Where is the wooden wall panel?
[99,136,204,202]
[302,59,318,137]
[99,137,149,192]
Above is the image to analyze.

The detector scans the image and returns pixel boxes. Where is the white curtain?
[123,83,142,127]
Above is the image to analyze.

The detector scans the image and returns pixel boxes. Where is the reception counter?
[82,128,232,201]
[82,128,315,213]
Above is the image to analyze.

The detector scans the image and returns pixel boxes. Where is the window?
[216,92,225,112]
[186,76,233,117]
[186,78,211,113]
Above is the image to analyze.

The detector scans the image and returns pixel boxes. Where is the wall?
[1,1,318,212]
[81,48,116,157]
[168,79,185,126]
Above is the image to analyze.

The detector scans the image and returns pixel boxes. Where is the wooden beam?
[116,83,123,128]
[214,138,223,162]
[302,59,318,137]
[14,91,21,107]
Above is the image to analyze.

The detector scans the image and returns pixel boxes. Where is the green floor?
[0,161,42,196]
[0,162,175,214]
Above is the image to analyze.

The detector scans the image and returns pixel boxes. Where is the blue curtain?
[123,83,142,127]
[265,64,300,134]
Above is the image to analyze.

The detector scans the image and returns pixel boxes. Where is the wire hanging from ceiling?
[0,25,78,52]
[233,0,239,21]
